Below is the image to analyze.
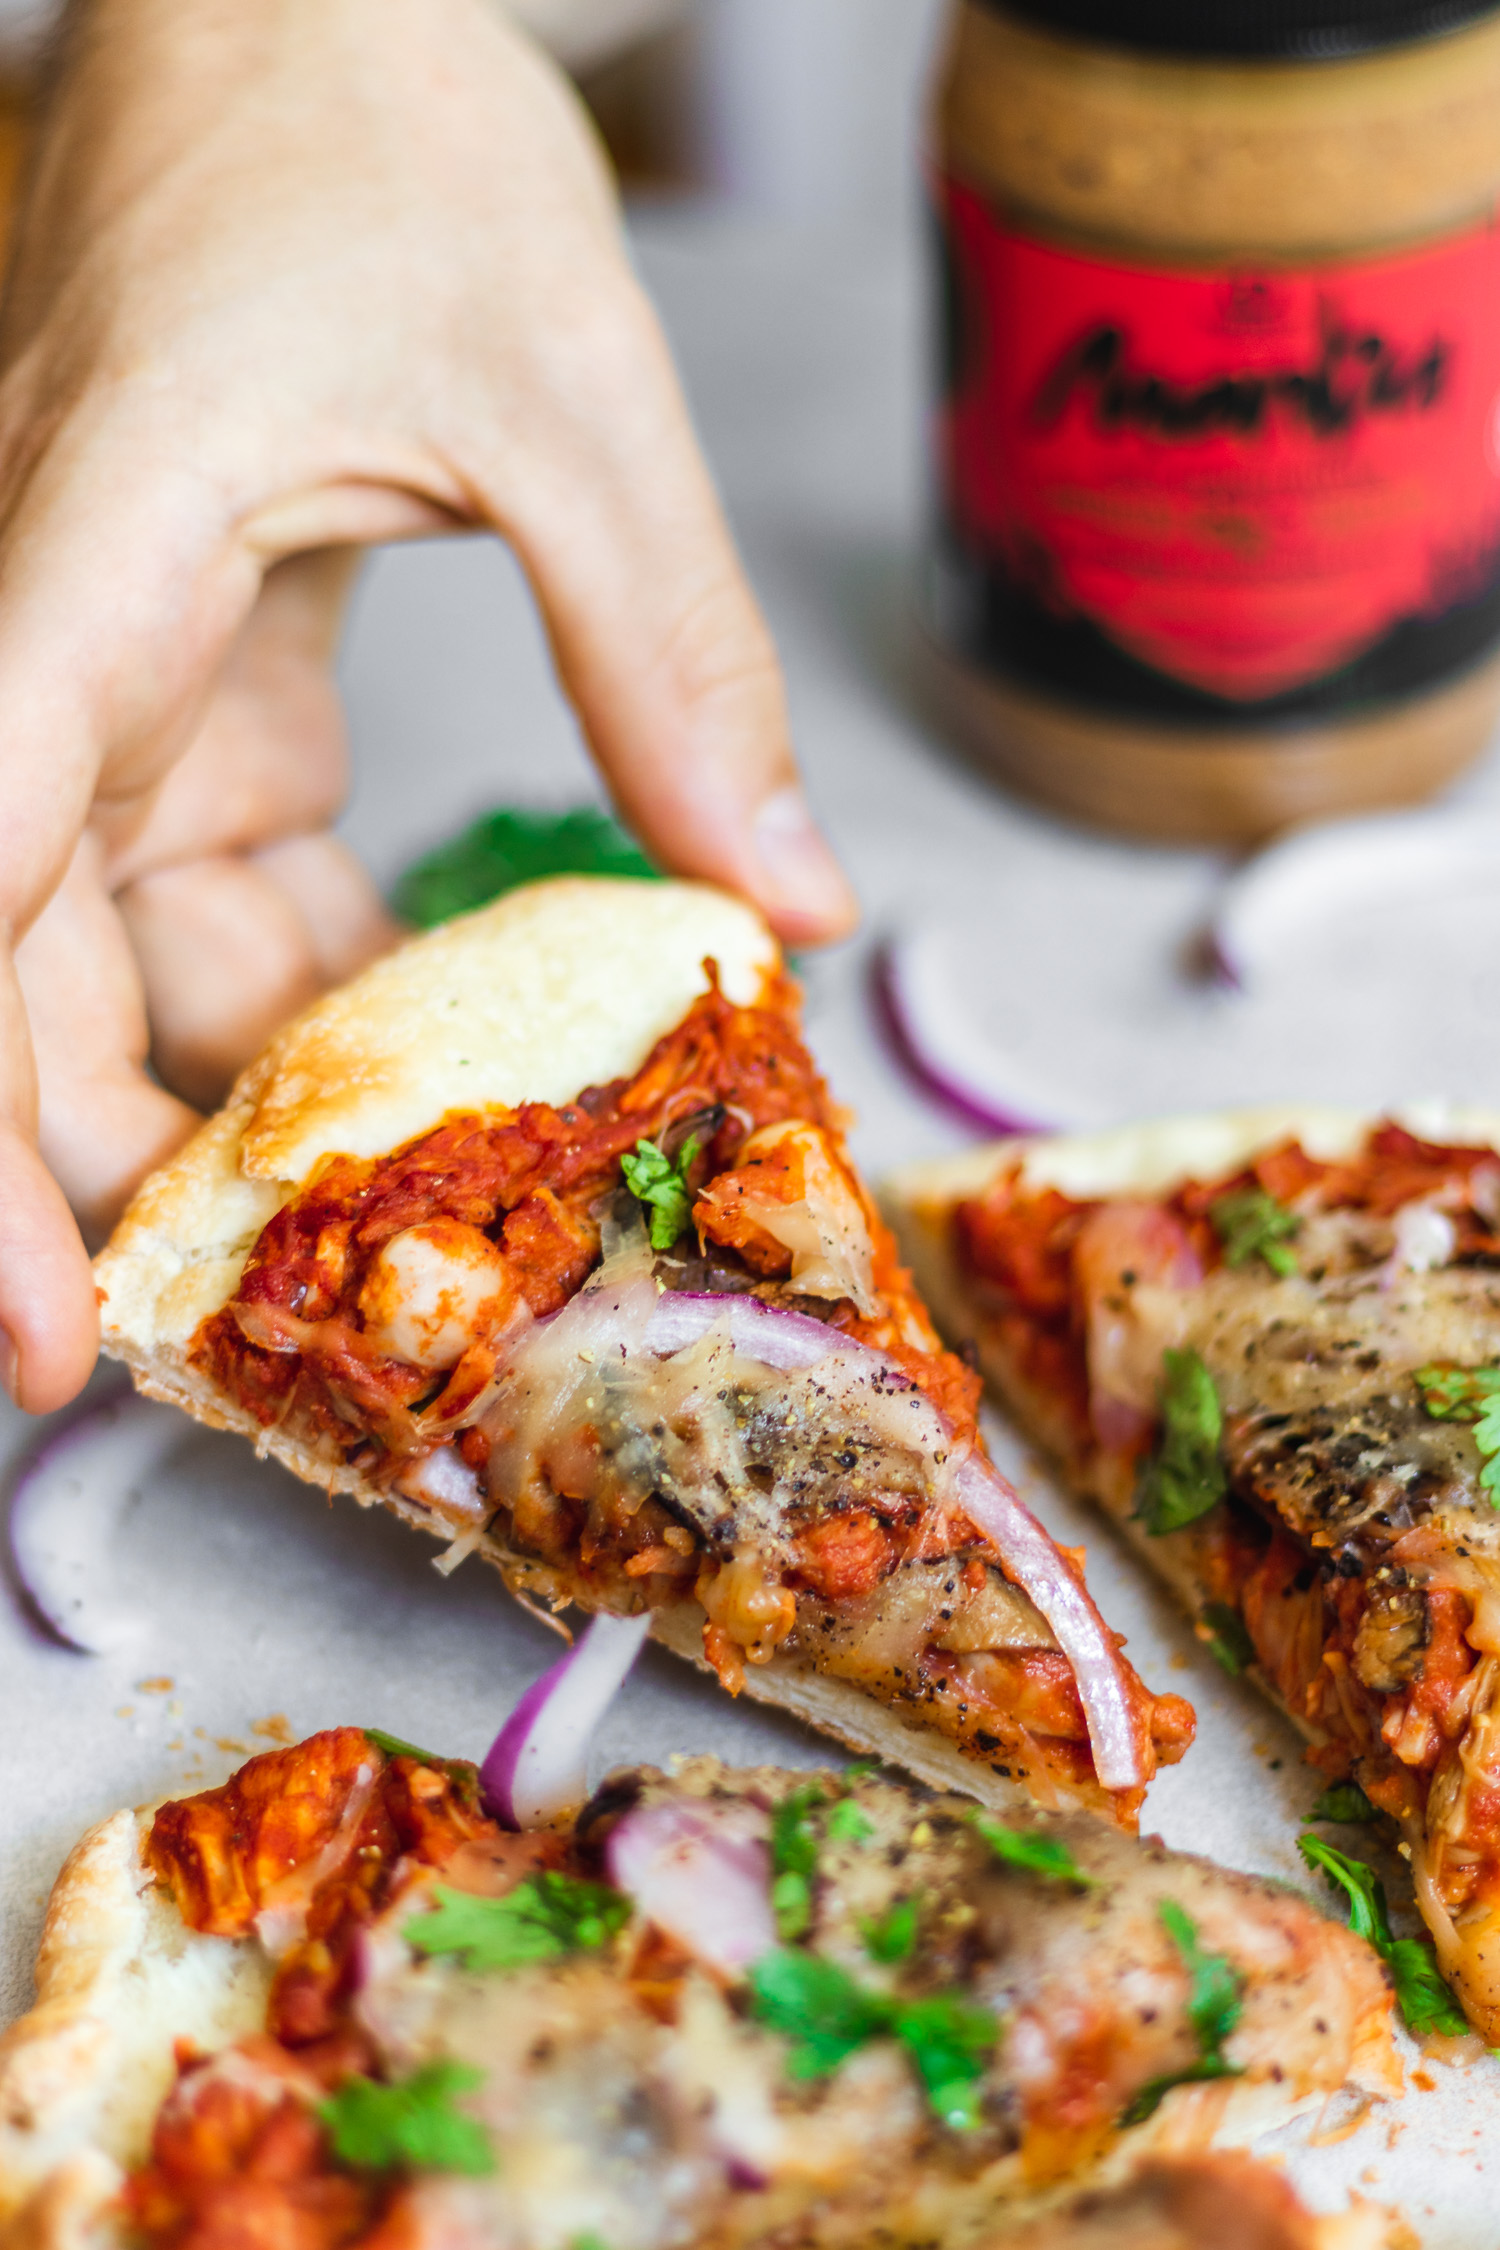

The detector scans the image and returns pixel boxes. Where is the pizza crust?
[0,1808,269,2240]
[94,876,778,1361]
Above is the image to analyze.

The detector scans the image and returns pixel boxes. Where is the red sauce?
[193,970,977,1484]
[955,1125,1500,1888]
[131,1735,573,2250]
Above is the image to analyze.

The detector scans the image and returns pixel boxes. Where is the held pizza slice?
[884,1106,1500,2037]
[0,1731,1401,2250]
[93,878,1190,1823]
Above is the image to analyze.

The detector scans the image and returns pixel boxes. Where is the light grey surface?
[5,199,1500,2238]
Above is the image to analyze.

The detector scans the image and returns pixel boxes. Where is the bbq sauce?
[927,0,1500,840]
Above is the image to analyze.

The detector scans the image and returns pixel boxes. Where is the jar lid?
[988,0,1500,56]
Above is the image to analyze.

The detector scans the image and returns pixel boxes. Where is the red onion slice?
[644,1291,858,1373]
[606,1798,776,1976]
[874,936,1059,1137]
[482,1610,652,1828]
[954,1455,1144,1792]
[644,1295,1145,1791]
[9,1389,184,1652]
[502,1284,1147,1797]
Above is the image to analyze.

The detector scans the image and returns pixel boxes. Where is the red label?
[939,176,1500,701]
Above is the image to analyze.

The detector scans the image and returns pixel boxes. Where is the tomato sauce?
[955,1125,1500,1890]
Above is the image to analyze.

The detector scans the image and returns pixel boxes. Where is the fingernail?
[752,788,855,929]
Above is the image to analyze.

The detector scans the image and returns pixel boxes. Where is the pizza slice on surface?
[0,1730,1399,2250]
[93,878,1191,1823]
[884,1106,1500,2037]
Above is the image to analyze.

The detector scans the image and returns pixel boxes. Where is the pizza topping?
[694,1119,879,1315]
[1414,1363,1500,1503]
[1135,1350,1227,1537]
[1119,1903,1244,2124]
[405,1872,631,1971]
[622,1133,702,1250]
[1209,1186,1300,1278]
[1297,1832,1467,2038]
[480,1609,652,1829]
[969,1812,1100,1891]
[747,1947,999,2132]
[356,1219,521,1372]
[605,1797,778,1976]
[319,2058,494,2174]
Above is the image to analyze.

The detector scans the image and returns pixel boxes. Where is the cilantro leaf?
[969,1810,1100,1890]
[621,1135,702,1253]
[893,1993,997,2130]
[1415,1365,1500,1506]
[364,1730,481,1806]
[405,1873,630,1973]
[747,1950,997,2129]
[1198,1603,1256,1677]
[319,2060,493,2175]
[860,1898,920,1963]
[1310,1780,1380,1824]
[1297,1833,1467,2038]
[768,1784,824,1941]
[1120,1901,1245,2124]
[1209,1187,1300,1278]
[749,1949,891,2078]
[826,1798,875,1845]
[1136,1349,1227,1536]
[393,806,657,929]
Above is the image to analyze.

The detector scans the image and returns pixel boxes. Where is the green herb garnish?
[826,1798,876,1844]
[1209,1186,1300,1278]
[1198,1603,1256,1677]
[860,1898,920,1964]
[1297,1833,1466,2037]
[748,1949,996,2129]
[364,1729,481,1807]
[621,1134,702,1253]
[1310,1781,1380,1824]
[405,1872,630,1973]
[319,2059,493,2174]
[1414,1365,1500,1506]
[1135,1348,1227,1536]
[969,1810,1100,1890]
[1121,1900,1245,2124]
[769,1784,825,1942]
[393,805,657,929]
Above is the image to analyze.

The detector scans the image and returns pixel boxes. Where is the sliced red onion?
[482,1609,652,1828]
[644,1291,859,1373]
[606,1798,776,1976]
[873,936,1057,1137]
[9,1389,184,1652]
[1211,807,1500,991]
[503,1283,1147,1797]
[954,1455,1144,1792]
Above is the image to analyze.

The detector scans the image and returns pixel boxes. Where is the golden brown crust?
[94,877,779,1361]
[0,1808,271,2241]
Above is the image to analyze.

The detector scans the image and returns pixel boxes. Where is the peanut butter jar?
[925,0,1500,841]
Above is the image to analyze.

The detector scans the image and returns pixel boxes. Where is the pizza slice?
[0,1729,1399,2250]
[93,877,1191,1823]
[885,1106,1500,2037]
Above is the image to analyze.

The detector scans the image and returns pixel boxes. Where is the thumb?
[481,276,858,949]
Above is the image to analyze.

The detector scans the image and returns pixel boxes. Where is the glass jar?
[926,0,1500,840]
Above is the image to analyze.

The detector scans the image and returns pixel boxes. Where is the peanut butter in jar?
[926,0,1500,841]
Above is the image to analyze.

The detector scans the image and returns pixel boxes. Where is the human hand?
[0,0,855,1411]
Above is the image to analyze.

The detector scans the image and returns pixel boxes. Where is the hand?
[0,0,856,1412]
